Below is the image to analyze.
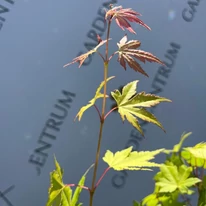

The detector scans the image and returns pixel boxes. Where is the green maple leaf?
[155,164,201,195]
[142,193,160,206]
[102,146,164,171]
[142,187,185,206]
[75,76,115,121]
[47,156,72,206]
[181,142,206,168]
[47,157,92,206]
[111,80,171,135]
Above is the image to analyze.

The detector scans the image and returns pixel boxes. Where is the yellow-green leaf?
[181,142,206,168]
[54,155,63,179]
[47,157,91,206]
[61,186,72,206]
[102,146,164,171]
[124,91,171,108]
[75,76,115,121]
[155,164,201,194]
[111,80,171,135]
[47,171,63,206]
[173,132,192,153]
[71,164,94,206]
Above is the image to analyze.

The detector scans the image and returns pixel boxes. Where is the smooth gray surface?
[0,0,205,205]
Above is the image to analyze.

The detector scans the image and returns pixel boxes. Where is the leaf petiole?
[108,51,118,61]
[93,104,101,121]
[104,106,118,119]
[66,184,90,191]
[95,167,110,189]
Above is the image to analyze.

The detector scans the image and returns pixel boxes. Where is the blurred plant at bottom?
[133,132,206,206]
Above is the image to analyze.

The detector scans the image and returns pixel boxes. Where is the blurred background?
[0,0,205,205]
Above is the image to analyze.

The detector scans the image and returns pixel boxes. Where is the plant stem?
[104,106,118,119]
[95,167,110,189]
[89,19,112,206]
[66,184,89,191]
[94,104,101,120]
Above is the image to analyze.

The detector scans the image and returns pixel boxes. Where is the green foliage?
[142,190,185,206]
[181,142,206,168]
[75,76,115,121]
[111,80,171,135]
[47,157,91,206]
[135,133,206,206]
[102,146,164,171]
[45,3,205,206]
[155,164,201,194]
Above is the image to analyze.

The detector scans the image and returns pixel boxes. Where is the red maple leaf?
[105,5,151,34]
[117,35,165,77]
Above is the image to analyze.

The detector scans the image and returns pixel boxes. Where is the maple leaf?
[116,35,165,77]
[111,80,171,136]
[142,190,185,206]
[63,38,111,68]
[75,76,115,121]
[181,142,206,168]
[155,164,201,194]
[105,5,151,34]
[46,156,92,206]
[46,156,72,206]
[103,146,164,171]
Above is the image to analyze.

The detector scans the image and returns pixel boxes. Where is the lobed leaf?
[75,76,115,121]
[142,189,184,206]
[64,39,111,68]
[47,157,91,206]
[111,80,171,135]
[105,5,151,34]
[102,146,164,171]
[155,164,201,194]
[47,158,72,206]
[116,35,164,77]
[181,142,206,168]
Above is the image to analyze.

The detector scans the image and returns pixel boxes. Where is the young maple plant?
[46,4,172,206]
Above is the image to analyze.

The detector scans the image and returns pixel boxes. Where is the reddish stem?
[66,184,90,191]
[93,104,101,121]
[108,51,118,61]
[94,167,110,189]
[104,107,118,119]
